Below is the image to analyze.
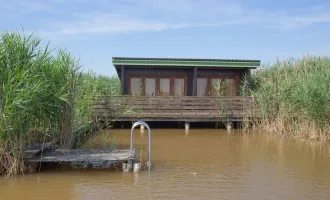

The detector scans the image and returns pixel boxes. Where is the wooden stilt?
[226,122,232,130]
[185,122,190,130]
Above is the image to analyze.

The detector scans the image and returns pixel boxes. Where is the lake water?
[1,129,330,200]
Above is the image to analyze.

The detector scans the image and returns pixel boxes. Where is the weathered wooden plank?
[92,106,252,110]
[91,96,255,122]
[93,98,254,104]
[92,106,253,112]
[27,149,134,163]
[111,100,255,104]
[96,113,249,118]
[92,102,255,108]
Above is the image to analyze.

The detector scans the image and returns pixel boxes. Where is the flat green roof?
[112,57,260,68]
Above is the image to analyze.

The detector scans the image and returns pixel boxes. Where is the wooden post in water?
[225,122,233,130]
[185,122,190,131]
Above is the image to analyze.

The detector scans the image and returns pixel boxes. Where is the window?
[174,78,185,96]
[210,78,236,96]
[145,78,156,96]
[225,79,235,96]
[159,78,170,96]
[197,78,208,96]
[130,78,142,95]
[128,76,186,96]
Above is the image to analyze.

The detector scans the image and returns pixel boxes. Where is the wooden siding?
[92,96,255,122]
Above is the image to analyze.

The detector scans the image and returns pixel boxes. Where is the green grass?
[248,55,330,140]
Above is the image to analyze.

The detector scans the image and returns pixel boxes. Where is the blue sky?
[1,0,330,76]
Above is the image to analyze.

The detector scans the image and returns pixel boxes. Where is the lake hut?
[93,57,260,128]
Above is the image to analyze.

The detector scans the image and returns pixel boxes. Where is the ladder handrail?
[130,121,151,170]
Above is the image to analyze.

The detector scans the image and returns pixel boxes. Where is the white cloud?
[2,0,330,37]
[264,11,330,30]
[0,0,52,14]
[59,13,169,34]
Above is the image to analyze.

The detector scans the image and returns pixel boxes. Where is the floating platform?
[26,149,135,163]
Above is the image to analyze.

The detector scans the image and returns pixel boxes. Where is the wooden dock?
[26,149,134,163]
[92,96,255,122]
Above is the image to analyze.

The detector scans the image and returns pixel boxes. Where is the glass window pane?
[211,78,224,96]
[145,78,156,96]
[210,78,236,96]
[159,78,170,96]
[174,78,185,96]
[130,78,142,95]
[197,78,207,96]
[225,79,235,96]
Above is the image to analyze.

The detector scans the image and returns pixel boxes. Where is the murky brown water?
[1,129,330,200]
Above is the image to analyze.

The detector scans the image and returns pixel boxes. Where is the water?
[1,129,330,200]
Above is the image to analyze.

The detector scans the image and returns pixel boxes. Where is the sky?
[1,0,330,76]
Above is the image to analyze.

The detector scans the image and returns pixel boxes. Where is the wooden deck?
[26,149,134,163]
[92,96,255,122]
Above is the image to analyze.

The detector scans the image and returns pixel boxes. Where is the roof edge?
[112,57,260,68]
[112,57,260,62]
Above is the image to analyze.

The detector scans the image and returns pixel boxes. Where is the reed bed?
[248,55,330,141]
[0,31,120,176]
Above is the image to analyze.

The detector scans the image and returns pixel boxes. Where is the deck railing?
[92,96,256,122]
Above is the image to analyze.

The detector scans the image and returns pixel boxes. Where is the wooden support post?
[185,122,190,130]
[140,129,145,136]
[192,67,197,96]
[226,122,233,130]
[123,162,129,172]
[140,125,145,130]
[128,159,133,171]
[121,65,125,95]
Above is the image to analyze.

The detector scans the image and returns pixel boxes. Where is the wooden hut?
[93,57,260,127]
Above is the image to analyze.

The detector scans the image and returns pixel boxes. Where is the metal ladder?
[130,121,152,170]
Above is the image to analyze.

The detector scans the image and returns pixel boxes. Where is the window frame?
[197,75,239,96]
[128,75,187,96]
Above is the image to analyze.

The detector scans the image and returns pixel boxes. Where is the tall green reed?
[0,32,53,175]
[0,31,122,175]
[249,55,330,140]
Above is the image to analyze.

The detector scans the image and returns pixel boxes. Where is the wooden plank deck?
[92,96,256,122]
[27,149,134,163]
